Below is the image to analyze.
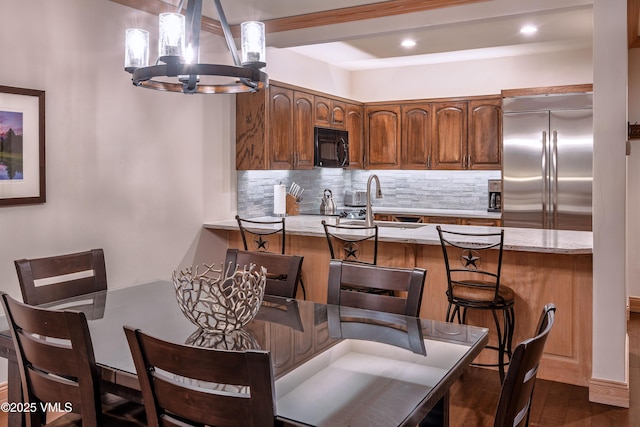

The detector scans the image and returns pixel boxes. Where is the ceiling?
[113,0,595,71]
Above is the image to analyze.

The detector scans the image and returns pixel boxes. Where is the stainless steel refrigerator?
[502,93,593,231]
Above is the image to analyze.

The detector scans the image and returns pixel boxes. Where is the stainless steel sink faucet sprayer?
[365,174,383,227]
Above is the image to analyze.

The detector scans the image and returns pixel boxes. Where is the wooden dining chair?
[436,225,515,382]
[124,326,279,427]
[327,259,426,316]
[225,248,303,299]
[15,248,107,308]
[494,303,556,427]
[0,292,146,426]
[321,220,379,265]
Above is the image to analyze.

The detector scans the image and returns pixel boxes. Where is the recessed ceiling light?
[520,25,538,35]
[401,39,417,48]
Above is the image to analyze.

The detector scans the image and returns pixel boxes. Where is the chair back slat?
[494,303,556,427]
[125,326,276,427]
[338,291,407,315]
[26,368,83,410]
[17,330,77,377]
[153,375,252,427]
[0,292,102,425]
[15,248,107,306]
[225,249,303,299]
[327,260,426,316]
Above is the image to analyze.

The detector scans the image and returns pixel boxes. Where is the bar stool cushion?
[451,281,515,303]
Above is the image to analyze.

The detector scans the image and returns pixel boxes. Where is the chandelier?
[124,0,268,94]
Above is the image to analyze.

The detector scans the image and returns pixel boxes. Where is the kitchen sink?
[339,220,427,229]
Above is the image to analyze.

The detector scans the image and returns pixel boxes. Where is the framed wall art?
[0,85,45,206]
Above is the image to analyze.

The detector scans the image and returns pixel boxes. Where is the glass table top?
[0,281,488,427]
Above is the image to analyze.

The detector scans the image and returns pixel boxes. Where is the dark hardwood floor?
[449,313,640,427]
[0,314,638,427]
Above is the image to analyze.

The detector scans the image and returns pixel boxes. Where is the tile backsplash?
[237,169,501,217]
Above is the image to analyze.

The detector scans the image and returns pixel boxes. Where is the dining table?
[0,280,488,427]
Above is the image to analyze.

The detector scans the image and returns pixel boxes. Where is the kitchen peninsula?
[205,215,593,389]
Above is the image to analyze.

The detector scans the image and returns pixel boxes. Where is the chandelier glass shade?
[124,0,268,94]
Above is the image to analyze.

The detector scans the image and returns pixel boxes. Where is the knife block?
[286,194,299,216]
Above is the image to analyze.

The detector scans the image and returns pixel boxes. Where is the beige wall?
[591,0,628,402]
[350,48,593,101]
[267,46,593,102]
[0,0,234,300]
[627,49,640,298]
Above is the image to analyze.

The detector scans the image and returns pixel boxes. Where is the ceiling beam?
[258,0,490,34]
[110,0,224,35]
[110,0,489,37]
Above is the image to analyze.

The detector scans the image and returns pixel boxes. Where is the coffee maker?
[488,179,502,212]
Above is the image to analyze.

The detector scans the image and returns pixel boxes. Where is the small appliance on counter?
[344,190,367,207]
[488,179,502,212]
[320,189,337,215]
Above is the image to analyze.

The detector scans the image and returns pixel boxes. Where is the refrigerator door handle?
[552,130,559,228]
[542,130,549,228]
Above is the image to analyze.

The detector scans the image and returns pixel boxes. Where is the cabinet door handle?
[427,155,431,169]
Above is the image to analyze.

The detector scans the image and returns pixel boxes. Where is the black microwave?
[314,127,349,168]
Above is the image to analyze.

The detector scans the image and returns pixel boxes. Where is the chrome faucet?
[365,174,383,227]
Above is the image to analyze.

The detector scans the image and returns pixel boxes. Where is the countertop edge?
[204,215,593,255]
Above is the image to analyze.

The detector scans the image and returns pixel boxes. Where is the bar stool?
[236,215,306,299]
[321,220,379,265]
[436,225,515,382]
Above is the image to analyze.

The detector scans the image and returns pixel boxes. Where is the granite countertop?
[204,215,592,255]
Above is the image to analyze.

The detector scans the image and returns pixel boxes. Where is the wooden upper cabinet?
[345,103,364,169]
[293,92,315,169]
[467,98,502,170]
[431,102,467,170]
[236,81,501,171]
[401,104,433,169]
[365,106,401,169]
[315,96,346,129]
[268,86,295,170]
[236,90,267,170]
[331,101,346,129]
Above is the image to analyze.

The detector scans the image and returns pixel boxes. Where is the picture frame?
[0,85,45,206]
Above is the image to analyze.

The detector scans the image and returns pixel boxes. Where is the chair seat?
[450,281,515,304]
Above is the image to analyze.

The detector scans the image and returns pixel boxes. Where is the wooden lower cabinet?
[423,216,461,225]
[461,217,502,226]
[374,214,500,226]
